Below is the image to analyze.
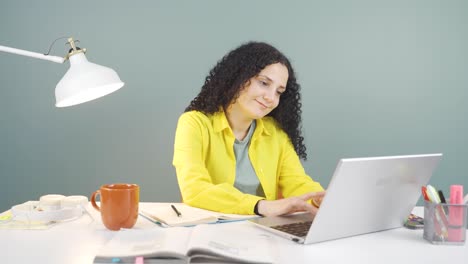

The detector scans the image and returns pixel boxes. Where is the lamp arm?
[0,45,65,64]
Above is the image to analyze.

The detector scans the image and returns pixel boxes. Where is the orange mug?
[90,183,139,231]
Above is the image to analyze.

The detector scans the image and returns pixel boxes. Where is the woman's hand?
[257,191,326,217]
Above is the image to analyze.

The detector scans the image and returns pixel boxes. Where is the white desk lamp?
[0,37,124,107]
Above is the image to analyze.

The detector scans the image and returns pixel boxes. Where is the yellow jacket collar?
[213,109,272,137]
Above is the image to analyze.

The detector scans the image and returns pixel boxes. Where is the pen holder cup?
[423,201,467,245]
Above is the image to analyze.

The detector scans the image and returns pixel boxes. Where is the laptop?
[249,153,442,244]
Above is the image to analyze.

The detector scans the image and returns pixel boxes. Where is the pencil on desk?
[171,204,182,217]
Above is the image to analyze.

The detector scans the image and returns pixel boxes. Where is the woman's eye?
[258,79,268,86]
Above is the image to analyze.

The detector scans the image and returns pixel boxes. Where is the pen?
[421,186,430,201]
[438,190,448,214]
[438,190,447,204]
[426,185,449,239]
[138,212,169,227]
[426,185,441,203]
[171,204,182,217]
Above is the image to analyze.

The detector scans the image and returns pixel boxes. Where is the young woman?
[173,42,325,216]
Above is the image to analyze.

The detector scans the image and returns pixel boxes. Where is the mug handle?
[90,190,101,212]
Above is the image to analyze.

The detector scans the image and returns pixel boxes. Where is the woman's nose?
[263,90,275,102]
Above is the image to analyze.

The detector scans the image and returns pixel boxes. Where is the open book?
[139,203,257,227]
[94,222,274,264]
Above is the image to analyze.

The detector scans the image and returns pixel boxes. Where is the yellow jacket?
[173,110,324,215]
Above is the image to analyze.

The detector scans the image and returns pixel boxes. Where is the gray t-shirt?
[233,121,265,197]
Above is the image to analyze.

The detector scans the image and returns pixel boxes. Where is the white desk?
[1,204,467,264]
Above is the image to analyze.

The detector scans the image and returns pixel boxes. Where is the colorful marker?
[448,185,464,242]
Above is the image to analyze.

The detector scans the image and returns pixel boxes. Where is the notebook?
[249,153,442,244]
[139,203,257,227]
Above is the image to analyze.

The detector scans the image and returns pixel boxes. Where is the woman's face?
[230,63,288,120]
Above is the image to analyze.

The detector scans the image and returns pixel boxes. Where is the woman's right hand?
[257,192,326,217]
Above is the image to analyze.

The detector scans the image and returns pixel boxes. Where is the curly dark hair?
[185,41,307,160]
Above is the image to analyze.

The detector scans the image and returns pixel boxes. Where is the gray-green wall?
[1,1,467,211]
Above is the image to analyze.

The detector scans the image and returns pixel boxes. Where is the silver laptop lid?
[304,153,442,244]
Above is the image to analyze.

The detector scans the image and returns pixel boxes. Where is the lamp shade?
[55,53,124,107]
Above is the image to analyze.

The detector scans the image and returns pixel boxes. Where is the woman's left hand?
[257,191,326,217]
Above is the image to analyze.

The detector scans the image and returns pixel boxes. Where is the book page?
[95,227,192,260]
[140,203,219,227]
[186,223,274,264]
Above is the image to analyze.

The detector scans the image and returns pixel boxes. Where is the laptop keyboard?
[271,221,313,238]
